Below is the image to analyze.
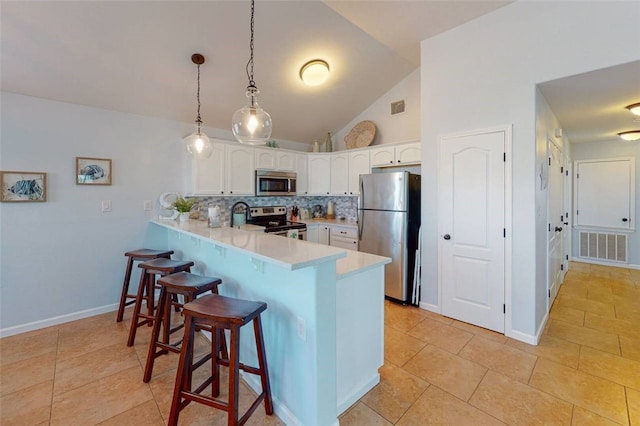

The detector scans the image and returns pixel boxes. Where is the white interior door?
[439,129,505,333]
[548,140,564,306]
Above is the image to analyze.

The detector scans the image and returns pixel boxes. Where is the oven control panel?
[250,206,287,217]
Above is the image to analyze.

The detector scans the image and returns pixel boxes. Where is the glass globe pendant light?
[232,0,272,145]
[184,53,213,158]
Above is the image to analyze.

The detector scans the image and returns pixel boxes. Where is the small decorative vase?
[179,212,190,222]
[325,132,332,152]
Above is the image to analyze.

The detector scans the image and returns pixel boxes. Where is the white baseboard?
[337,373,380,415]
[570,257,640,270]
[242,373,303,426]
[0,303,118,338]
[418,301,440,313]
[505,311,547,346]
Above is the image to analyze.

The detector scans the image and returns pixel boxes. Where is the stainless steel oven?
[255,170,296,196]
[270,229,306,240]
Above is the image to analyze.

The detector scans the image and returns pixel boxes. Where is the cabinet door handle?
[622,218,629,222]
[443,234,451,240]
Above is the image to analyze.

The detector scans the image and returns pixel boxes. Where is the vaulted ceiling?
[1,1,509,144]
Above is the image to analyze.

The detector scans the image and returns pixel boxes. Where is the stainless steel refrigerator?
[358,172,421,304]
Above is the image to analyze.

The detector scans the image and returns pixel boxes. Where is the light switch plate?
[101,200,112,212]
[143,200,152,211]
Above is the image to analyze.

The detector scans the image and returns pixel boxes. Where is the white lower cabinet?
[306,224,319,243]
[330,226,358,251]
[318,225,330,245]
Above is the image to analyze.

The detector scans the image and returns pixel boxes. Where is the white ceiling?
[0,0,510,144]
[538,60,640,145]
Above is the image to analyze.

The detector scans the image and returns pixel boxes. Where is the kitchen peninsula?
[148,219,390,426]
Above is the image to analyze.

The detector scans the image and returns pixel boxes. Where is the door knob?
[443,234,451,240]
[555,226,563,232]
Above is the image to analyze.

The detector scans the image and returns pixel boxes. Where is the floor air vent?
[579,231,627,263]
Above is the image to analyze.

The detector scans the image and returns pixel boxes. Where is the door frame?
[437,124,513,336]
[546,136,565,311]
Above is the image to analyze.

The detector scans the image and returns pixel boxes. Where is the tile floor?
[1,262,639,425]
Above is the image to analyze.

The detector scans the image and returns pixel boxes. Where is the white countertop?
[151,219,389,276]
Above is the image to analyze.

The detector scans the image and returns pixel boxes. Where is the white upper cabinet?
[255,148,277,170]
[348,151,370,195]
[277,151,296,171]
[330,153,349,195]
[186,141,226,195]
[226,145,255,196]
[308,154,331,195]
[255,148,296,171]
[369,142,421,167]
[296,154,308,195]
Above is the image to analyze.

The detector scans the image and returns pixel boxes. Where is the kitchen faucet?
[230,201,250,227]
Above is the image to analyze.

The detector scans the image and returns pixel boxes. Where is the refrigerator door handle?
[358,210,364,240]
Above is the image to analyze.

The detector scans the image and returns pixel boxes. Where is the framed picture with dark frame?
[76,157,112,185]
[0,171,47,202]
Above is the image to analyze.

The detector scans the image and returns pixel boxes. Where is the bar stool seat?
[143,272,223,383]
[169,293,273,426]
[117,248,174,322]
[127,258,194,347]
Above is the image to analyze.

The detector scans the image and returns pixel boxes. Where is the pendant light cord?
[195,62,202,132]
[245,0,256,88]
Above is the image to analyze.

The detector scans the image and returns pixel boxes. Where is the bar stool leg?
[143,286,169,383]
[127,272,149,347]
[253,316,274,414]
[228,326,240,425]
[116,256,135,322]
[169,315,196,426]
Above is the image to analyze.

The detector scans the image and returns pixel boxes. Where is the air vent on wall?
[579,231,627,263]
[390,99,405,115]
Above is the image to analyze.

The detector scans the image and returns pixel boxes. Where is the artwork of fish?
[9,179,44,200]
[79,164,105,181]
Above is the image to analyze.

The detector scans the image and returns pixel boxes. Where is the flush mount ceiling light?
[618,130,640,141]
[626,103,640,116]
[300,59,330,86]
[183,53,213,158]
[231,0,272,146]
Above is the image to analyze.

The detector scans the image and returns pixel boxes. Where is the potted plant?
[172,196,197,222]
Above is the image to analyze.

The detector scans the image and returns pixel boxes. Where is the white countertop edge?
[151,219,347,271]
[336,251,392,279]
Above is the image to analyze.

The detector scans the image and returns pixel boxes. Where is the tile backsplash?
[187,195,358,222]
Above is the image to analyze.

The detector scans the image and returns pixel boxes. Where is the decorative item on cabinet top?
[345,120,376,149]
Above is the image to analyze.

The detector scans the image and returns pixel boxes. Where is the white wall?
[420,1,640,339]
[0,93,305,335]
[571,139,640,265]
[334,68,420,151]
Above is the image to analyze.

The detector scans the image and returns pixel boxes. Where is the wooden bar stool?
[169,294,273,426]
[116,249,174,322]
[127,258,194,347]
[143,272,223,382]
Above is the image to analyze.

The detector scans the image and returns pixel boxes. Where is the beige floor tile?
[469,370,572,425]
[406,317,473,354]
[584,312,640,340]
[587,286,615,304]
[506,334,580,368]
[50,365,154,425]
[0,380,53,425]
[568,262,591,273]
[360,363,429,423]
[529,358,628,424]
[614,299,640,322]
[0,351,56,396]
[556,295,616,318]
[403,345,486,401]
[459,336,536,383]
[0,326,58,366]
[546,319,620,355]
[628,387,640,426]
[397,385,505,425]
[54,343,141,395]
[550,305,585,326]
[56,315,130,361]
[384,327,426,367]
[97,400,165,425]
[558,284,589,300]
[579,346,640,390]
[384,303,428,332]
[339,401,393,426]
[449,320,508,344]
[620,335,640,362]
[571,406,621,426]
[611,285,640,301]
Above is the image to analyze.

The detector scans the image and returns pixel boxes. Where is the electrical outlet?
[296,316,306,341]
[101,200,112,212]
[143,200,152,211]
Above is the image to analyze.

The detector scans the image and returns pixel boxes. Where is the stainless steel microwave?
[255,170,297,196]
